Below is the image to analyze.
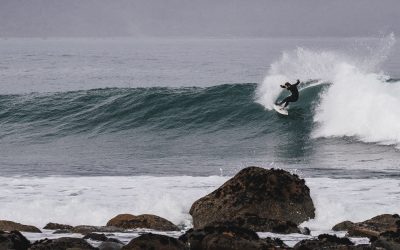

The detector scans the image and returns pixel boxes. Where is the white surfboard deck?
[273,104,288,115]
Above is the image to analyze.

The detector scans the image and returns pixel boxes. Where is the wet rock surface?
[53,229,72,234]
[332,220,355,231]
[333,214,400,238]
[190,167,315,230]
[121,233,185,250]
[71,225,124,234]
[263,237,291,249]
[372,230,400,250]
[293,234,355,249]
[0,230,31,250]
[30,237,96,250]
[43,222,74,231]
[98,238,125,250]
[83,232,109,241]
[206,215,301,234]
[0,220,41,233]
[106,214,180,231]
[179,224,283,250]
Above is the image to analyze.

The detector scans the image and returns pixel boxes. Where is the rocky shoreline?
[1,167,399,249]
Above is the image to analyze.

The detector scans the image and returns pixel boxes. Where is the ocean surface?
[0,36,399,244]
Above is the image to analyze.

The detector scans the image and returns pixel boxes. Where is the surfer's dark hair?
[284,82,291,86]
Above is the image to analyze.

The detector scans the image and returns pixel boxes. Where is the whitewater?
[0,36,399,245]
[256,33,400,148]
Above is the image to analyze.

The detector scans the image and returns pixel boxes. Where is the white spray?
[256,34,400,147]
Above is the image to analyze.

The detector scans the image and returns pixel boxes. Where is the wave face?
[0,81,331,143]
[0,84,269,138]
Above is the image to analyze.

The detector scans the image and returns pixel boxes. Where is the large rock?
[46,225,124,234]
[106,214,180,231]
[0,220,41,233]
[0,230,31,250]
[190,167,315,229]
[332,214,400,238]
[332,220,355,231]
[372,231,400,250]
[179,224,282,250]
[72,225,124,234]
[263,237,290,249]
[206,215,300,234]
[83,232,108,241]
[30,237,96,250]
[293,234,373,250]
[43,222,74,231]
[99,239,125,250]
[121,233,185,250]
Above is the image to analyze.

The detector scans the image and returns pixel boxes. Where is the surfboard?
[273,104,288,115]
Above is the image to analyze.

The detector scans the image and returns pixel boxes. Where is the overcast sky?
[1,0,399,37]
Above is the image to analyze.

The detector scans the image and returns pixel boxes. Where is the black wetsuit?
[278,81,300,108]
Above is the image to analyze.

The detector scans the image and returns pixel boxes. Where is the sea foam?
[0,176,398,231]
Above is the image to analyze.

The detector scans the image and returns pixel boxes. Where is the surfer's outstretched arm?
[293,79,300,86]
[280,85,286,88]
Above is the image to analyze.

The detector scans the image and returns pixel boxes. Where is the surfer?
[276,79,301,108]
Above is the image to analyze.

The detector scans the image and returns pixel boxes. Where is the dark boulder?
[333,214,400,238]
[121,233,185,250]
[372,231,400,250]
[207,215,300,234]
[43,222,74,231]
[0,220,41,233]
[0,230,31,250]
[263,237,290,249]
[30,237,96,250]
[99,238,125,250]
[332,221,355,231]
[72,225,124,234]
[179,224,278,250]
[190,167,315,230]
[106,214,179,231]
[83,232,109,241]
[293,234,355,249]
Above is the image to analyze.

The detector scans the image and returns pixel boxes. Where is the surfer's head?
[284,82,291,87]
